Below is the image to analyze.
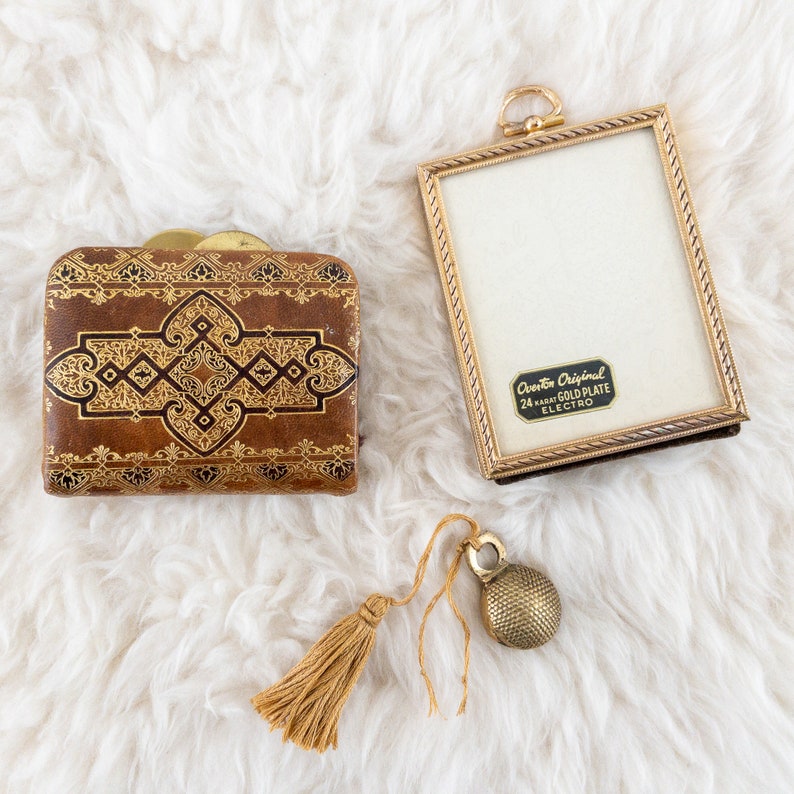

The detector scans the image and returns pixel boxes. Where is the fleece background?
[1,1,792,792]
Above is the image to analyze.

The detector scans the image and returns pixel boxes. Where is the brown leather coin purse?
[42,231,359,496]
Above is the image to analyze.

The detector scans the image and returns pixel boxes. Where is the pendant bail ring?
[464,531,509,583]
[498,85,565,137]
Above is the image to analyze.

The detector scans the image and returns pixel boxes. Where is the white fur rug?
[1,1,793,791]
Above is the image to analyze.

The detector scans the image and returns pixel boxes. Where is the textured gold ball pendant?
[465,531,561,649]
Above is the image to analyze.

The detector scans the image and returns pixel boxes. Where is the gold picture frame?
[417,86,748,481]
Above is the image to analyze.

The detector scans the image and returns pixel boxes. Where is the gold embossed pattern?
[45,290,356,455]
[44,437,357,496]
[46,247,357,308]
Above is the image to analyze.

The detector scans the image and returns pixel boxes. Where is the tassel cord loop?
[392,513,483,717]
[388,513,480,608]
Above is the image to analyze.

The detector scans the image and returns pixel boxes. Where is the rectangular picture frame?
[418,99,748,481]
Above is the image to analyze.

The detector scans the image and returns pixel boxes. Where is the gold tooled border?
[417,105,748,480]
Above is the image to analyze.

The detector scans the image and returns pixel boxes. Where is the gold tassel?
[251,593,391,752]
[251,514,482,752]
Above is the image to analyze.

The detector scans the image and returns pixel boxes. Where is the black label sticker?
[511,358,617,423]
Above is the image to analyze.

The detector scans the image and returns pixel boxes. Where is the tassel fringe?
[251,593,391,752]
